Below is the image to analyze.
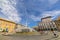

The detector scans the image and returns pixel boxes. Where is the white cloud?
[42,10,60,19]
[0,0,21,23]
[42,10,60,16]
[30,10,60,21]
[30,15,41,21]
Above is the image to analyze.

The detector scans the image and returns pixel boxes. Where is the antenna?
[25,8,28,27]
[23,2,28,27]
[26,18,28,27]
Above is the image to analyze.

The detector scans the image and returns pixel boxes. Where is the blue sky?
[0,0,60,27]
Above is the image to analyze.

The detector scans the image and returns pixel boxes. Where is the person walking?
[51,28,58,38]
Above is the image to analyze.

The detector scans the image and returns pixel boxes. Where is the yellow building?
[0,18,17,33]
[54,16,60,31]
[57,16,60,20]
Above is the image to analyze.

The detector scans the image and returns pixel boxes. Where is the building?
[54,16,60,31]
[16,24,35,32]
[41,16,52,22]
[0,18,16,33]
[16,24,29,32]
[57,16,60,20]
[33,26,39,31]
[0,18,36,34]
[38,16,57,31]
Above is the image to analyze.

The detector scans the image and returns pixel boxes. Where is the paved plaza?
[0,31,60,40]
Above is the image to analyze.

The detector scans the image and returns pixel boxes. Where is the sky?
[0,0,60,27]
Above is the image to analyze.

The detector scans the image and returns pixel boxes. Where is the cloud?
[30,10,60,21]
[30,15,41,21]
[0,0,21,23]
[42,10,60,19]
[42,10,60,17]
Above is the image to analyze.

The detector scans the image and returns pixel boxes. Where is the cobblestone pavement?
[0,31,60,40]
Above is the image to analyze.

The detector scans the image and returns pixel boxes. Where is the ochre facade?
[0,18,16,33]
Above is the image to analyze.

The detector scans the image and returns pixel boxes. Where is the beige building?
[38,16,57,31]
[41,16,52,22]
[16,24,35,32]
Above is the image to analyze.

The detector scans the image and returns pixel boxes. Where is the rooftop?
[0,18,16,24]
[41,16,52,20]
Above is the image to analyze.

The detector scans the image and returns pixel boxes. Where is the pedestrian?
[51,28,58,38]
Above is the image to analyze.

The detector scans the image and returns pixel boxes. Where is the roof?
[0,18,16,24]
[41,16,52,20]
